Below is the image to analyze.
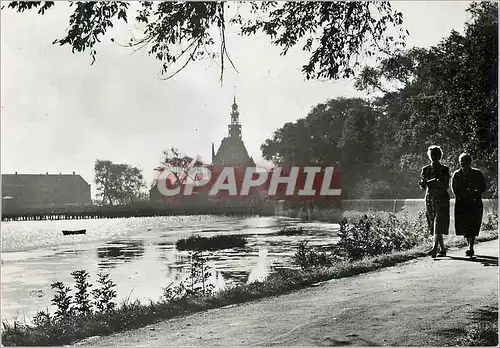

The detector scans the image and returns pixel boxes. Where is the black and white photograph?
[1,1,498,346]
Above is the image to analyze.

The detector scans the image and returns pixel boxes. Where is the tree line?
[93,149,203,205]
[261,2,498,199]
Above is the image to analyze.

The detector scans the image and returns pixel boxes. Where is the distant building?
[2,172,91,211]
[212,96,255,167]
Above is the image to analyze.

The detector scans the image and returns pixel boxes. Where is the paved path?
[80,240,498,346]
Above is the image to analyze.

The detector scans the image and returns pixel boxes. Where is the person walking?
[451,153,487,257]
[419,145,451,258]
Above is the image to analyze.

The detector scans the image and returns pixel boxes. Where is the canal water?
[1,215,339,323]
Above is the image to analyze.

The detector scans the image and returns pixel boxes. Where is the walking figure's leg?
[465,236,474,256]
[426,201,438,257]
[431,217,439,258]
[438,234,446,256]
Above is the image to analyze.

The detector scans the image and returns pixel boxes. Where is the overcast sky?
[1,1,473,197]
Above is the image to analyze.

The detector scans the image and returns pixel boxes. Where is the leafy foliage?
[293,241,337,269]
[5,1,406,81]
[50,282,73,318]
[153,147,206,189]
[163,251,215,300]
[261,97,383,197]
[49,271,118,320]
[70,270,93,315]
[334,212,428,261]
[186,251,214,297]
[94,159,146,205]
[354,2,498,195]
[263,3,498,198]
[91,273,117,313]
[293,211,428,269]
[482,211,498,231]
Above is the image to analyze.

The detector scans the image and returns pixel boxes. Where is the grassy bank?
[2,212,498,346]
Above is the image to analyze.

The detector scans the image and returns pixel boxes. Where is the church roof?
[212,137,255,167]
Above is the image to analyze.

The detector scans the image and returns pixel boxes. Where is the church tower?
[212,96,255,167]
[228,96,242,139]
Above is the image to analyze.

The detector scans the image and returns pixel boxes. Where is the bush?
[91,273,117,313]
[1,271,118,346]
[482,211,498,231]
[71,270,93,315]
[163,251,214,301]
[293,241,338,269]
[334,212,428,260]
[293,211,429,268]
[176,234,247,251]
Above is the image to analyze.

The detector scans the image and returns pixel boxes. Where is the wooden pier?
[1,202,276,222]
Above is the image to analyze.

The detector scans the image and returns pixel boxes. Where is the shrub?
[50,281,73,318]
[163,251,215,301]
[71,270,93,315]
[293,241,338,269]
[176,234,246,251]
[292,211,429,268]
[482,211,498,231]
[334,212,428,260]
[91,273,117,313]
[1,271,119,346]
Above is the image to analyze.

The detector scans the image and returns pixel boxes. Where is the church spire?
[228,96,242,138]
[211,142,216,162]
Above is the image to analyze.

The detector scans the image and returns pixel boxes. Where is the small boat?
[62,229,86,236]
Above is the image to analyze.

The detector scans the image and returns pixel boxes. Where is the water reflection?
[247,247,270,283]
[97,240,145,269]
[156,243,175,263]
[219,270,250,285]
[213,271,227,291]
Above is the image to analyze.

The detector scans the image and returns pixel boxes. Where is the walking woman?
[419,145,451,258]
[452,153,487,257]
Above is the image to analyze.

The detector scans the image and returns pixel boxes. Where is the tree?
[94,160,115,205]
[261,3,497,198]
[94,160,146,205]
[261,98,382,198]
[153,147,206,189]
[4,1,406,82]
[355,2,498,195]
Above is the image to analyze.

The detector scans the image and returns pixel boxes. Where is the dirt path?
[80,240,498,346]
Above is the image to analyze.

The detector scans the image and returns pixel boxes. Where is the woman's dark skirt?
[455,198,483,237]
[425,196,450,235]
